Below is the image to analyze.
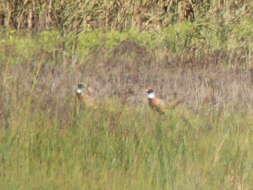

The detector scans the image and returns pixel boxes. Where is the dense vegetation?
[1,0,253,66]
[1,0,253,189]
[1,0,253,31]
[1,106,253,189]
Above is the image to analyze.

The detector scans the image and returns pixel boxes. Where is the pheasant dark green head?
[76,83,85,94]
[78,83,85,89]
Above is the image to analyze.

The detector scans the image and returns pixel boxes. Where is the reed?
[0,0,251,31]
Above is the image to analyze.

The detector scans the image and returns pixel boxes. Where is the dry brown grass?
[1,40,253,129]
[0,0,252,31]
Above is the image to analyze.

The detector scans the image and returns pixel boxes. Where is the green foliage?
[230,18,253,49]
[163,22,198,53]
[37,30,62,52]
[0,30,62,64]
[115,29,161,49]
[0,31,37,64]
[77,30,103,58]
[1,14,253,65]
[76,29,161,58]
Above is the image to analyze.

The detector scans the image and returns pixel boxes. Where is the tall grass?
[1,1,253,189]
[1,28,253,188]
[1,97,253,189]
[0,0,252,31]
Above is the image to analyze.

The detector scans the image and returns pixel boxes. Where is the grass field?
[1,101,253,190]
[1,58,253,189]
[1,1,253,188]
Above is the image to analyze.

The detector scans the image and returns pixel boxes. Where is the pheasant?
[75,83,96,108]
[145,88,184,114]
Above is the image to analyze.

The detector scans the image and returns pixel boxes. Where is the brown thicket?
[0,0,251,31]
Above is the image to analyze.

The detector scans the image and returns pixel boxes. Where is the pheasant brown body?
[146,88,183,114]
[148,97,166,114]
[76,83,97,109]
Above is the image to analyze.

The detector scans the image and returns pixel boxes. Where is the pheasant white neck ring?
[147,92,155,99]
[76,88,83,94]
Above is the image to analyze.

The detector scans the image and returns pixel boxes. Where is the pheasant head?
[146,88,155,99]
[76,83,85,95]
[145,88,165,114]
